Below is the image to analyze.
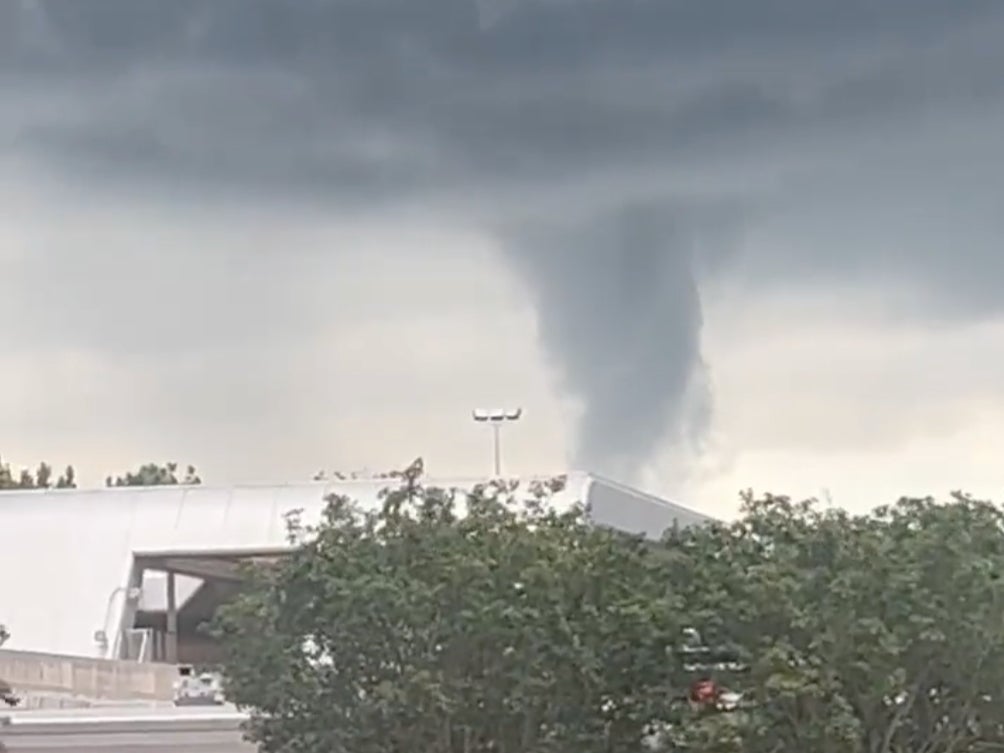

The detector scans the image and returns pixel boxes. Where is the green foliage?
[215,460,688,753]
[663,491,1004,753]
[0,454,198,491]
[54,465,76,488]
[106,462,202,487]
[208,470,1004,753]
[0,456,76,490]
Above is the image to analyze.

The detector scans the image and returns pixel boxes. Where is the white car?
[173,666,226,706]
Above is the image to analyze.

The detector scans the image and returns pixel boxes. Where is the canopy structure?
[0,473,709,660]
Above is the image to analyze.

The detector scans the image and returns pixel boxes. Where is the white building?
[0,473,709,664]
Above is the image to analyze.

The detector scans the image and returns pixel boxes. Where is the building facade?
[0,473,709,662]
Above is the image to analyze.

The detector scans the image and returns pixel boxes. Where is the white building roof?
[0,473,709,659]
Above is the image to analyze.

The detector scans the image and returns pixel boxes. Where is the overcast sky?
[3,0,1004,517]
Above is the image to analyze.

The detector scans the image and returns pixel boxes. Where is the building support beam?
[158,557,247,583]
[165,570,178,664]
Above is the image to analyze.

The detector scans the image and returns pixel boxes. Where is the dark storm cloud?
[4,0,1004,474]
[6,0,1004,194]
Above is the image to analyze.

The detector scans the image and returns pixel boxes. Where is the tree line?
[214,463,1004,753]
[0,457,201,490]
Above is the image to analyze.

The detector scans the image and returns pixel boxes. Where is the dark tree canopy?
[0,456,76,490]
[0,455,200,490]
[215,462,692,753]
[660,492,1004,753]
[106,462,202,487]
[215,467,1004,753]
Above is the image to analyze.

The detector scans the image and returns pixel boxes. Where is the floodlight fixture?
[471,406,522,475]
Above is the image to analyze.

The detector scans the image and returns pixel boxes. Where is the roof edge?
[0,471,592,497]
[584,472,713,521]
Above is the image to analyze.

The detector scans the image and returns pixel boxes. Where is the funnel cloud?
[506,204,729,478]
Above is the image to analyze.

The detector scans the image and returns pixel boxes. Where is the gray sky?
[3,0,1004,515]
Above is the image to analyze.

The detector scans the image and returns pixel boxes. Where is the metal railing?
[119,628,154,663]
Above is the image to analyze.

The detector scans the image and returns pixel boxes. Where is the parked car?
[643,628,749,751]
[173,665,226,706]
[678,627,747,711]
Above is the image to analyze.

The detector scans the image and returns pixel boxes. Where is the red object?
[690,679,718,705]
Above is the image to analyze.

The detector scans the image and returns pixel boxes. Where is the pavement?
[0,706,254,752]
[1,729,251,751]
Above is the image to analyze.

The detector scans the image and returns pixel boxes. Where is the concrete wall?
[0,649,176,703]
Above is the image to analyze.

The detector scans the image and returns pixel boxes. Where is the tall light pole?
[472,408,522,476]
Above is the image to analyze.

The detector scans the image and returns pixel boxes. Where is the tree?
[0,623,16,710]
[215,461,690,753]
[55,465,76,488]
[0,456,76,490]
[106,462,202,487]
[33,462,51,489]
[660,492,1004,753]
